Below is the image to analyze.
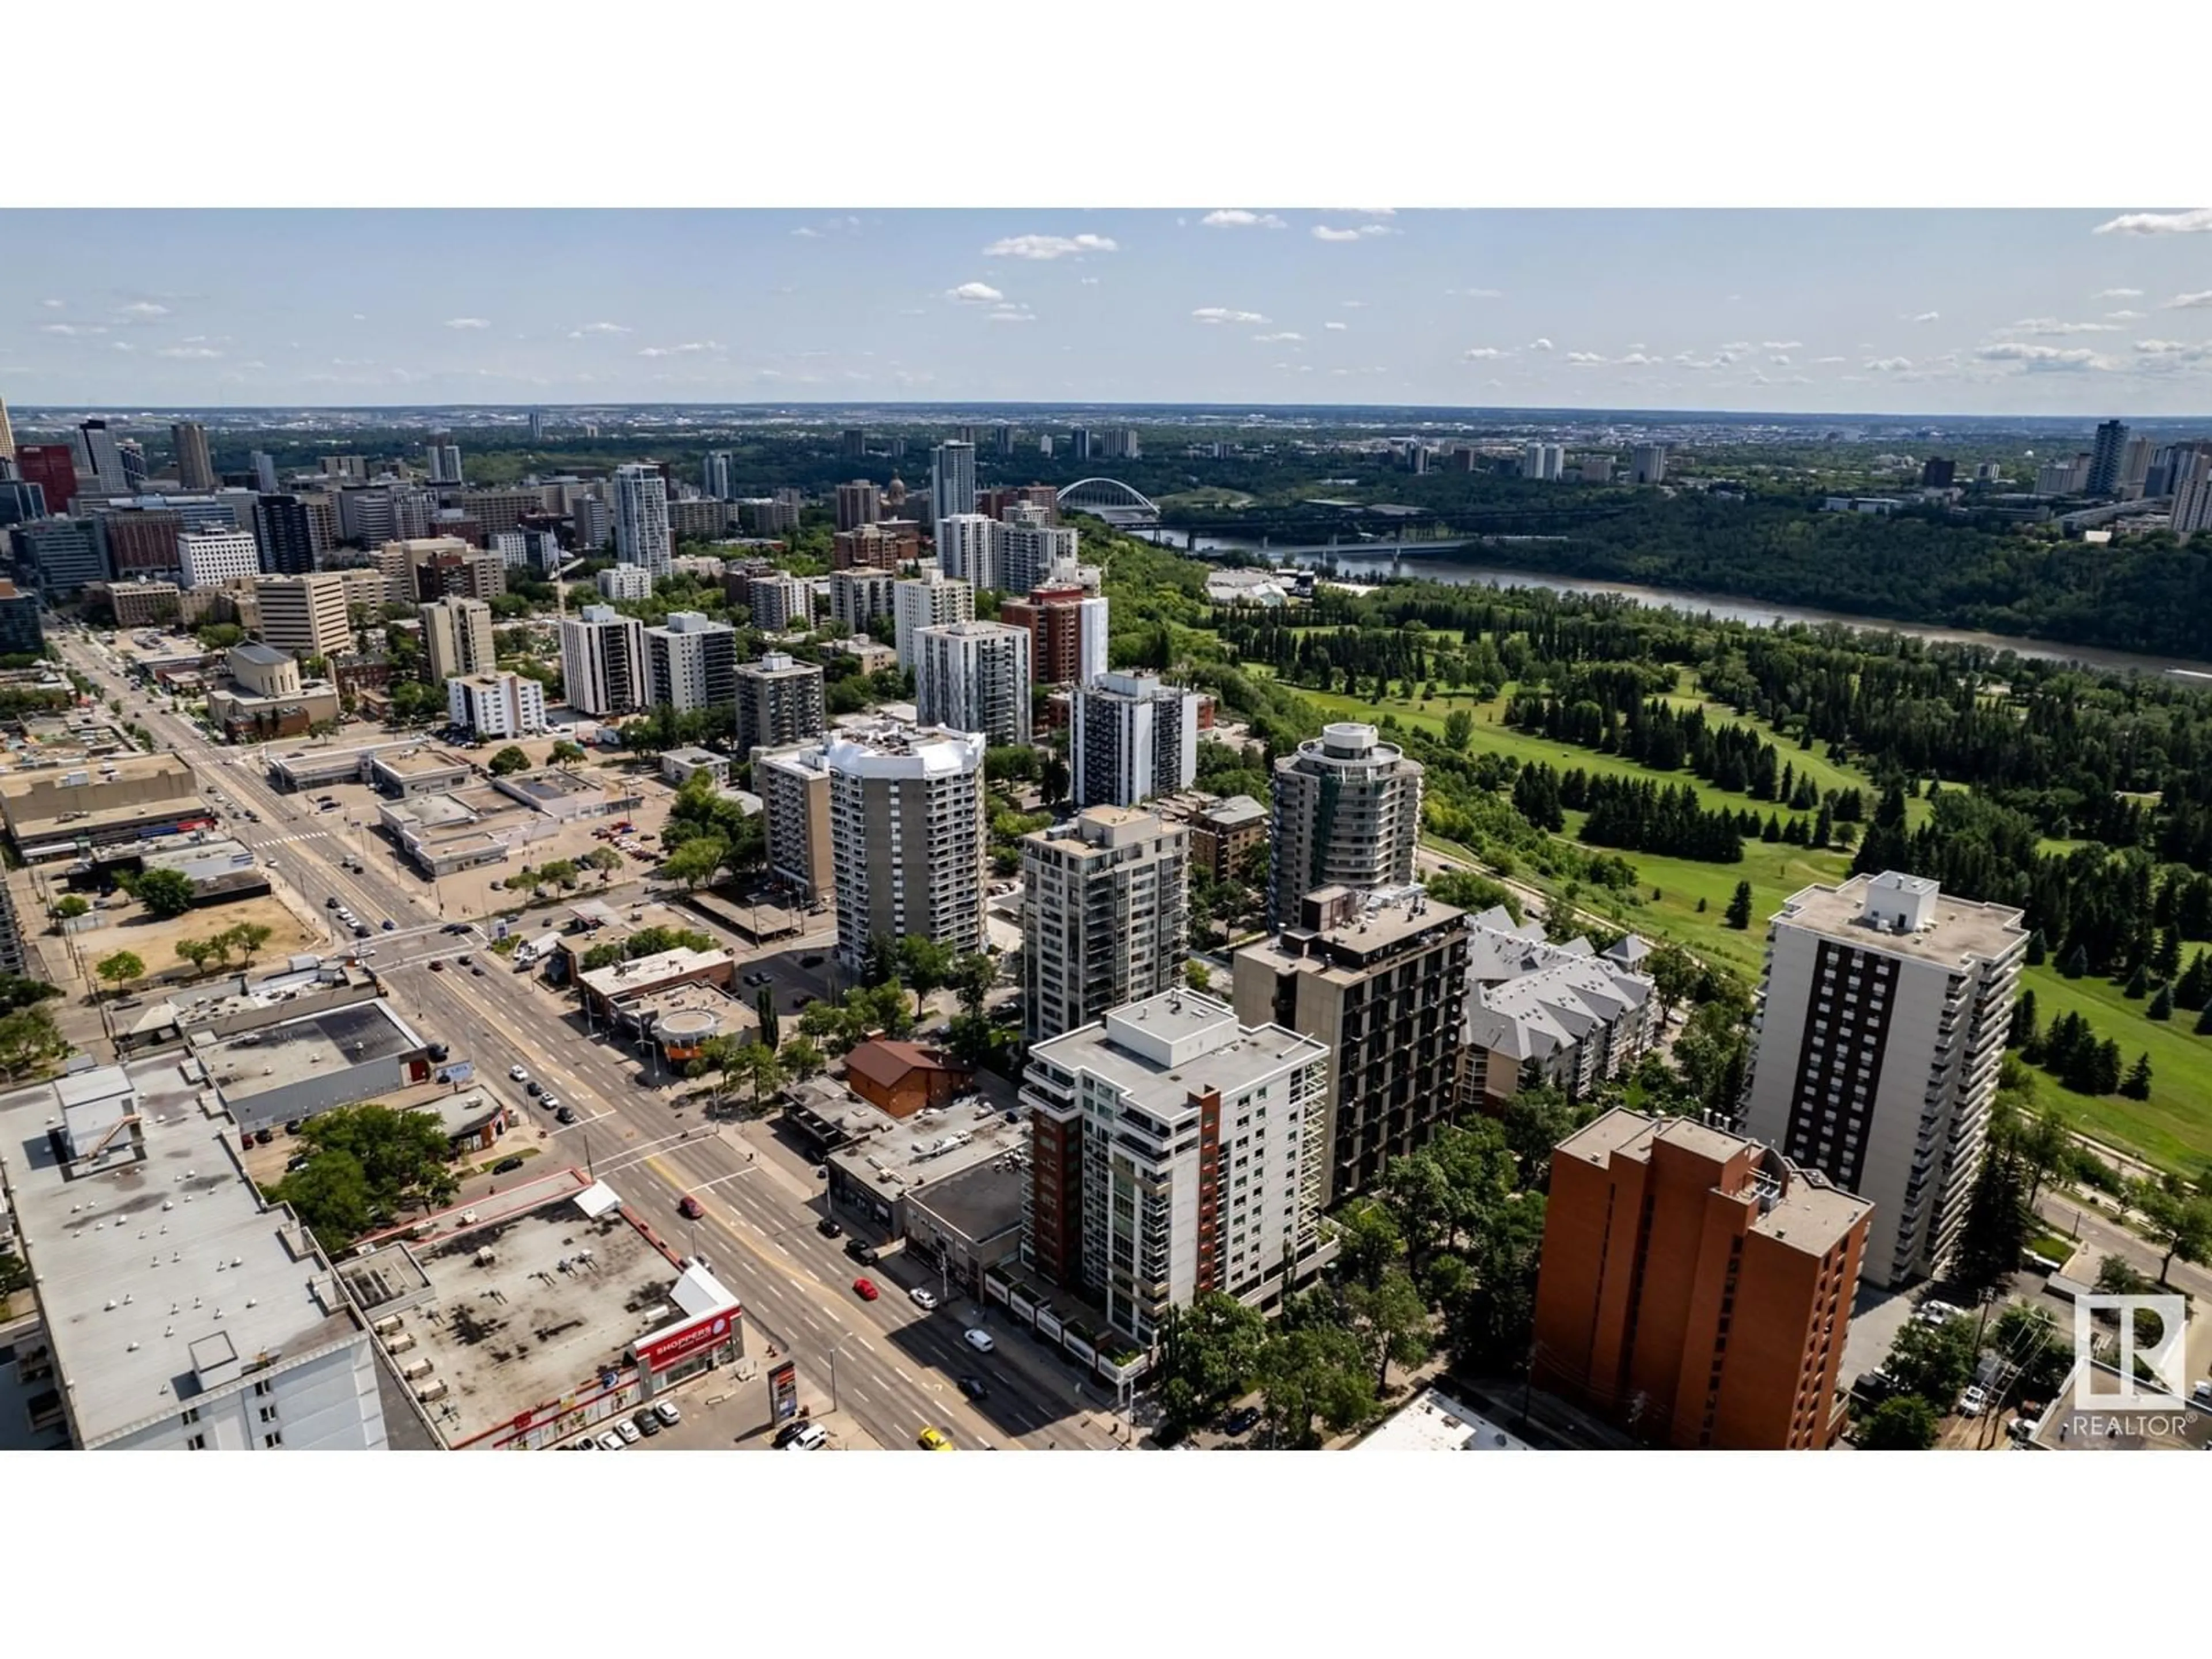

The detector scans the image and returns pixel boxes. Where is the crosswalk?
[252,830,337,848]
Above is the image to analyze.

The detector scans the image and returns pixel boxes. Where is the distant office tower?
[253,493,319,575]
[1631,444,1669,485]
[1738,872,2027,1289]
[834,479,883,532]
[1267,723,1424,928]
[1067,426,1093,461]
[645,611,737,713]
[418,596,497,683]
[1532,1108,1872,1450]
[1100,427,1141,461]
[337,486,400,547]
[1021,806,1190,1044]
[93,507,183,578]
[0,578,44,660]
[1234,885,1471,1209]
[573,495,612,551]
[1002,576,1108,690]
[253,573,353,660]
[72,419,128,494]
[1071,672,1200,807]
[2087,418,2129,495]
[893,569,975,670]
[1405,443,1429,475]
[1039,434,1054,459]
[826,722,988,975]
[171,421,216,492]
[930,440,977,527]
[841,428,867,459]
[993,424,1016,458]
[829,568,898,636]
[1020,990,1329,1336]
[934,512,999,589]
[529,411,548,442]
[745,574,812,633]
[251,450,280,493]
[612,463,672,576]
[10,517,108,597]
[702,452,736,501]
[176,529,260,589]
[560,604,650,717]
[118,441,149,491]
[997,503,1079,595]
[2119,435,2157,494]
[1520,441,1566,481]
[449,670,547,738]
[402,537,505,603]
[0,394,14,460]
[755,741,835,903]
[0,480,44,531]
[734,651,826,755]
[426,440,464,484]
[17,444,78,514]
[916,619,1031,746]
[1919,456,1956,489]
[2171,448,2212,537]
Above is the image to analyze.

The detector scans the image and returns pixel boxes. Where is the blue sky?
[6,208,2212,414]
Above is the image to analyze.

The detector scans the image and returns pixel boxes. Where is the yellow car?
[916,1426,955,1451]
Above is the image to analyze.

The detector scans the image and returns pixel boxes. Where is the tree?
[2024,928,2047,967]
[1884,1314,1978,1409]
[1442,707,1474,750]
[949,952,998,1020]
[585,846,624,881]
[1376,1151,1456,1278]
[2020,1105,2070,1206]
[1859,1395,1940,1450]
[731,1040,786,1113]
[1643,941,1700,1024]
[487,745,531,777]
[895,934,956,1018]
[538,859,581,892]
[1255,1316,1374,1448]
[1184,959,1211,993]
[1445,1190,1547,1372]
[755,988,781,1052]
[175,937,221,978]
[661,835,729,891]
[1499,1084,1581,1191]
[0,1005,66,1080]
[550,739,586,763]
[1331,1201,1404,1293]
[1340,1267,1431,1395]
[1155,1291,1269,1435]
[2060,944,2089,979]
[2130,1182,2212,1285]
[274,1104,458,1248]
[52,894,90,921]
[1952,1147,2031,1298]
[2198,1001,2212,1037]
[268,1149,377,1251]
[2094,1254,2151,1297]
[94,950,145,997]
[2120,1052,2153,1099]
[782,1036,824,1082]
[1724,880,1755,930]
[223,922,273,966]
[131,866,197,919]
[2123,962,2150,999]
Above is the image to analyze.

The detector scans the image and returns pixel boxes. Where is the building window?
[180,1407,200,1426]
[185,1433,207,1450]
[263,1431,283,1448]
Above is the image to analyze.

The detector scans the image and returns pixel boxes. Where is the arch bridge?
[1054,478,1160,527]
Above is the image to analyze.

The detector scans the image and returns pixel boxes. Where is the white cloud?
[2093,209,2212,236]
[2094,287,2144,299]
[1463,347,1508,360]
[2004,317,2119,336]
[1079,276,1101,286]
[1338,207,1396,217]
[156,346,222,359]
[2104,309,2145,320]
[1760,339,1802,350]
[983,233,1117,260]
[39,323,105,336]
[1814,354,1846,363]
[1202,209,1286,229]
[569,321,631,336]
[1192,307,1267,325]
[1864,356,1914,372]
[1253,332,1304,343]
[117,301,169,319]
[110,342,132,352]
[1719,341,1752,353]
[2135,340,2212,365]
[39,298,63,309]
[1324,320,1349,331]
[1975,343,2102,369]
[444,317,491,329]
[1448,287,1503,298]
[1616,351,1660,366]
[1906,311,1940,323]
[1768,354,1793,365]
[1566,351,1607,365]
[1527,338,1554,351]
[636,341,724,357]
[987,305,1036,324]
[946,282,1006,305]
[2164,290,2212,309]
[1311,223,1392,242]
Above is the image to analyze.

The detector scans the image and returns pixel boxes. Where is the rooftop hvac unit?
[372,1315,404,1336]
[414,1378,449,1403]
[385,1331,417,1355]
[400,1357,433,1381]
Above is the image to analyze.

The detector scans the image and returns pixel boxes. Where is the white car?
[963,1328,995,1354]
[780,1422,828,1451]
[653,1399,680,1426]
[910,1287,938,1311]
[596,1430,625,1451]
[1957,1385,1988,1418]
[509,1065,529,1082]
[615,1417,642,1444]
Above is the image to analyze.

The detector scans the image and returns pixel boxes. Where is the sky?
[5,207,2212,416]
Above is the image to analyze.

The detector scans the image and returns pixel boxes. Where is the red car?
[678,1196,704,1219]
[852,1277,879,1301]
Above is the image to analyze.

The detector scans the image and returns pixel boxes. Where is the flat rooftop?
[371,747,473,779]
[828,1094,1023,1193]
[905,1152,1027,1246]
[1033,993,1326,1124]
[0,1054,360,1448]
[1775,875,2028,967]
[1356,1387,1532,1451]
[340,1171,704,1448]
[580,945,731,1000]
[191,998,424,1103]
[2032,1363,2212,1451]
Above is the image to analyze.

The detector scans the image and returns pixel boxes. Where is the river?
[1157,533,2212,682]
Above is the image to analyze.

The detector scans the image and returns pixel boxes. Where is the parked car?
[816,1217,842,1238]
[324,896,340,910]
[1222,1405,1263,1437]
[285,1153,312,1172]
[743,970,772,987]
[352,923,371,938]
[614,1418,641,1445]
[800,955,824,968]
[539,1097,560,1113]
[843,1238,877,1264]
[852,1277,880,1301]
[492,1156,525,1175]
[1958,1384,1989,1418]
[381,919,396,931]
[779,1422,828,1451]
[653,1400,680,1426]
[596,1430,626,1451]
[525,1081,543,1097]
[510,1066,529,1082]
[679,1195,704,1219]
[444,923,470,935]
[963,1328,995,1354]
[458,954,473,965]
[253,1128,274,1146]
[634,1410,661,1438]
[910,1287,938,1311]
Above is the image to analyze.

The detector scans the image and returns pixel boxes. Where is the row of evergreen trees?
[2010,994,2156,1099]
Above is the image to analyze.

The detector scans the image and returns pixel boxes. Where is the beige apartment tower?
[755,741,835,905]
[252,573,353,661]
[1021,806,1190,1044]
[418,596,497,684]
[825,722,989,976]
[1267,723,1424,929]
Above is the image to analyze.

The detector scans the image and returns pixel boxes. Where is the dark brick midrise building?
[1532,1109,1872,1451]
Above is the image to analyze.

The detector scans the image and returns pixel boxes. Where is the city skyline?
[6,209,2212,415]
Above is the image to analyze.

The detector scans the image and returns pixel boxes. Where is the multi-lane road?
[58,629,1118,1453]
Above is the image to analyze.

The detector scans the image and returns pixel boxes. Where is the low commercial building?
[577,944,735,1021]
[1354,1386,1532,1452]
[368,744,472,799]
[591,979,745,1068]
[0,752,207,861]
[377,786,536,877]
[822,1092,1025,1241]
[205,642,342,741]
[338,1171,745,1450]
[0,1055,389,1450]
[266,738,419,794]
[190,997,438,1137]
[1532,1109,1872,1450]
[902,1157,1028,1300]
[65,829,270,910]
[660,747,730,787]
[843,1039,975,1119]
[491,765,642,823]
[1461,907,1660,1108]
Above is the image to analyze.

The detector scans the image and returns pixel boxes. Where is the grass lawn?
[2018,965,2212,1172]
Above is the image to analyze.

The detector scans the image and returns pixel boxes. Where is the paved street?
[57,631,1118,1452]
